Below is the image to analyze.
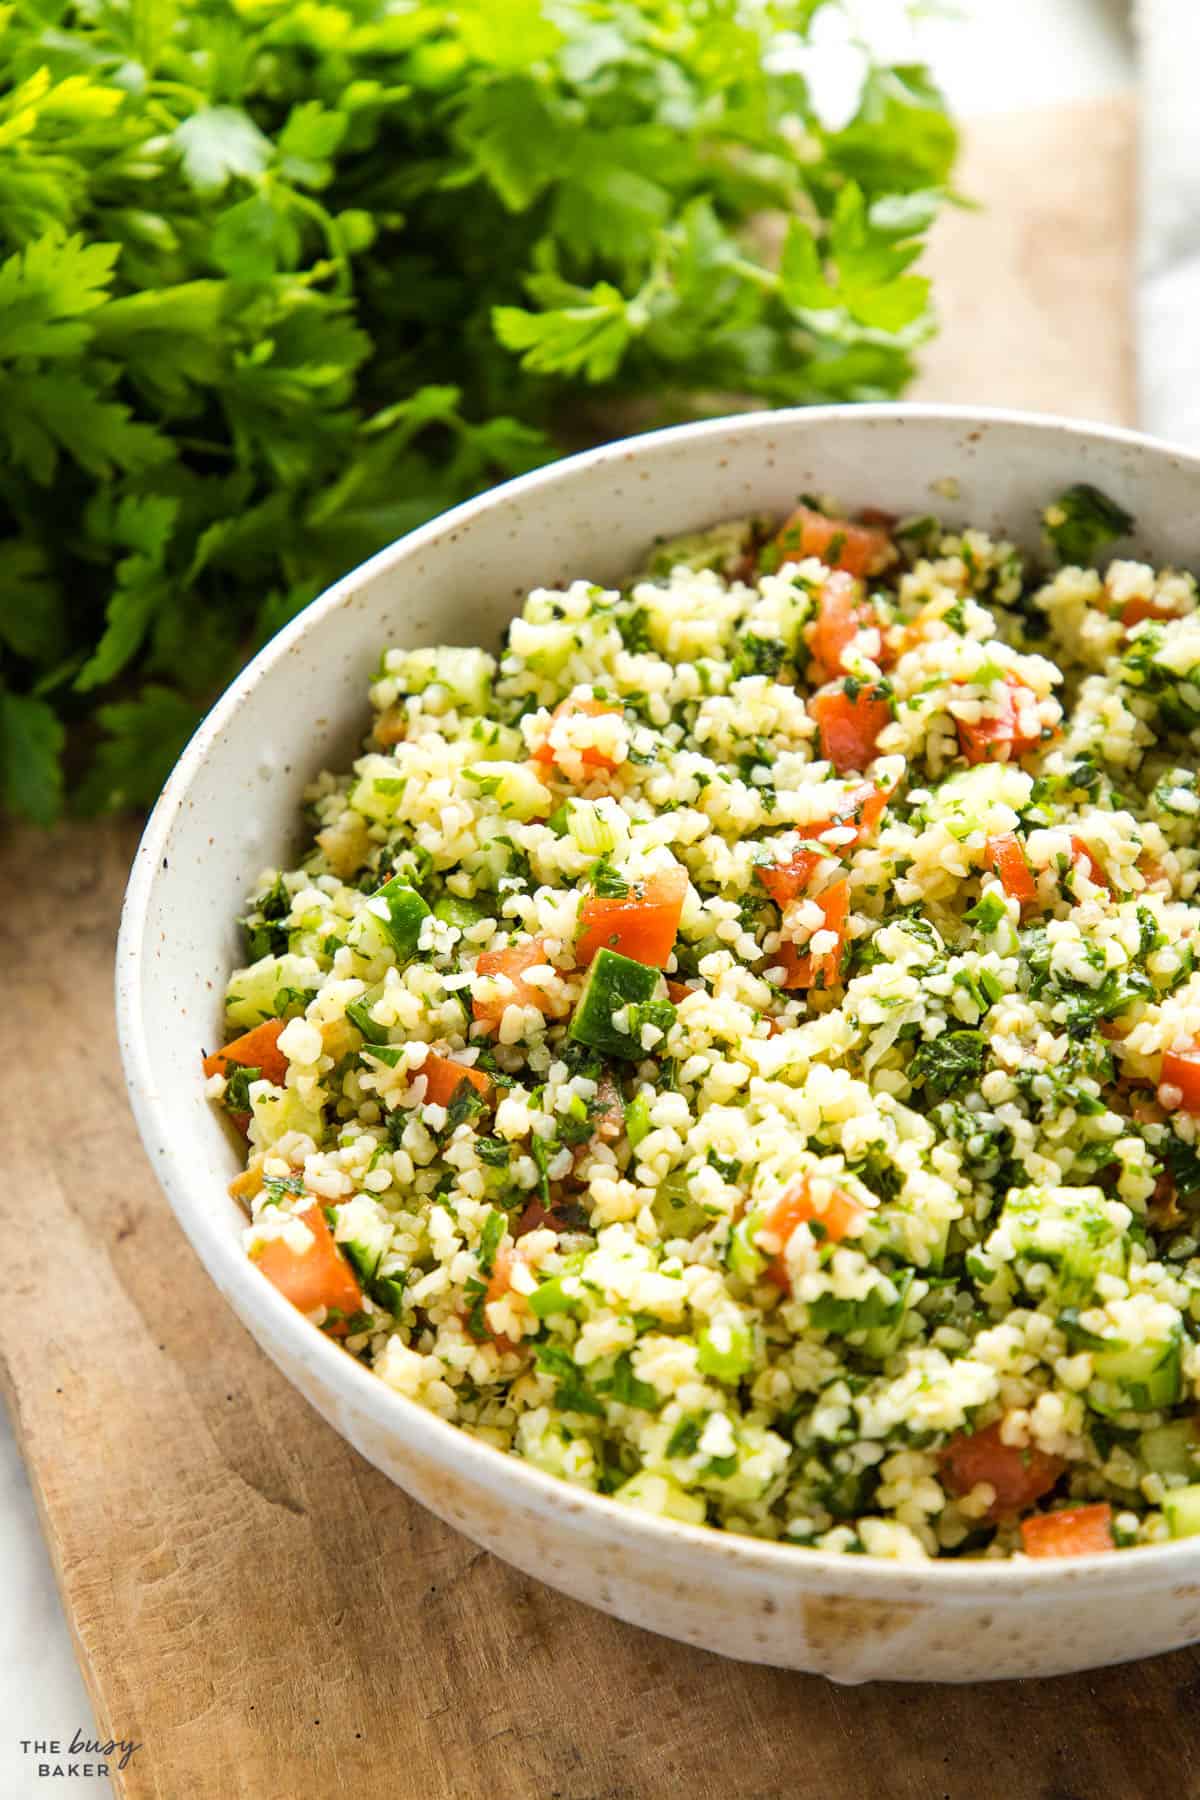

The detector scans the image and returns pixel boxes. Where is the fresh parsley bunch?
[0,0,956,822]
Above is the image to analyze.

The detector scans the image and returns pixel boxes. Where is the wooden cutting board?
[8,95,1192,1800]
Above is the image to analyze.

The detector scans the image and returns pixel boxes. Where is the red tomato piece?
[1160,1046,1200,1111]
[480,1242,521,1354]
[758,785,888,909]
[1070,835,1109,889]
[938,1421,1066,1520]
[775,879,850,992]
[808,571,879,679]
[955,674,1046,766]
[418,1050,492,1109]
[1020,1504,1115,1559]
[761,1174,866,1288]
[985,833,1038,907]
[775,504,892,578]
[810,687,891,775]
[253,1202,364,1335]
[472,936,554,1033]
[805,782,888,843]
[1122,595,1182,631]
[757,846,822,910]
[575,865,687,968]
[203,1016,289,1088]
[531,697,623,773]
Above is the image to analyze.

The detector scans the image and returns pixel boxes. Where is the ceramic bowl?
[118,405,1200,1682]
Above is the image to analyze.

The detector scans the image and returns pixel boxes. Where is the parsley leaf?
[0,2,955,822]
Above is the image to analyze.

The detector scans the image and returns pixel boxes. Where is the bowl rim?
[117,401,1200,1594]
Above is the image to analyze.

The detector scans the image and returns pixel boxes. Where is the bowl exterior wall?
[119,407,1200,1680]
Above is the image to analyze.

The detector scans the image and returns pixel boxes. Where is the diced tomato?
[531,696,623,773]
[575,864,687,968]
[938,1421,1066,1520]
[758,785,888,909]
[806,782,888,843]
[808,570,878,679]
[482,1243,520,1354]
[1160,1045,1200,1112]
[955,674,1046,766]
[203,1017,289,1088]
[418,1050,492,1109]
[1070,835,1108,889]
[1020,1503,1114,1559]
[762,1173,866,1287]
[252,1202,364,1335]
[775,504,892,579]
[1122,595,1182,632]
[472,935,555,1033]
[810,686,891,775]
[757,846,822,910]
[775,879,850,991]
[985,833,1038,907]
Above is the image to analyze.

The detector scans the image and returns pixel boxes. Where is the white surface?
[0,0,1138,1762]
[1137,0,1200,443]
[0,1429,113,1798]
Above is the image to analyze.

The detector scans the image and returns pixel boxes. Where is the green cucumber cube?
[433,894,492,932]
[1139,1419,1200,1479]
[1089,1326,1183,1417]
[994,1184,1127,1303]
[368,877,431,957]
[1164,1484,1200,1540]
[696,1319,754,1383]
[568,947,671,1061]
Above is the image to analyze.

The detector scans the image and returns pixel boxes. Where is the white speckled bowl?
[118,406,1200,1682]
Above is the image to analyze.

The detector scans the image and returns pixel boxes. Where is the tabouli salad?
[204,483,1200,1562]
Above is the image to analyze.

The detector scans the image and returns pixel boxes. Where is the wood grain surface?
[6,95,1191,1800]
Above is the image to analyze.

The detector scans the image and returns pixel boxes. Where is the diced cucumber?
[249,1083,324,1148]
[612,1469,707,1526]
[1089,1326,1183,1417]
[333,1197,392,1283]
[697,1318,754,1383]
[1164,1484,1200,1539]
[651,1170,714,1241]
[506,615,581,676]
[568,947,673,1061]
[366,876,431,957]
[465,718,524,761]
[565,797,629,858]
[1140,1419,1200,1479]
[349,752,407,823]
[641,516,761,580]
[433,894,492,932]
[993,1184,1126,1303]
[867,1205,950,1275]
[225,952,321,1030]
[464,760,554,821]
[727,1210,768,1283]
[381,646,495,715]
[528,1254,589,1320]
[625,1090,652,1148]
